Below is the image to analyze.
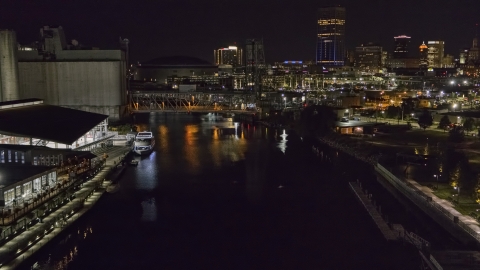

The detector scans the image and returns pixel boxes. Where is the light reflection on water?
[141,197,157,222]
[277,129,288,153]
[31,226,93,270]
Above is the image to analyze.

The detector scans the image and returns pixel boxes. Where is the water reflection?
[31,226,93,270]
[278,129,288,154]
[141,197,157,222]
[184,125,201,174]
[134,151,158,190]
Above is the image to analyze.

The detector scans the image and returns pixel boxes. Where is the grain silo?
[0,30,20,101]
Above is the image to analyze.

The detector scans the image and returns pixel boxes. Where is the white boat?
[133,132,155,155]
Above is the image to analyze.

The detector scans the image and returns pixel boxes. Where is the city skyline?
[0,0,479,63]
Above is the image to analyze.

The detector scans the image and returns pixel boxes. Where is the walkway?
[0,145,131,269]
[407,179,480,232]
[349,182,398,241]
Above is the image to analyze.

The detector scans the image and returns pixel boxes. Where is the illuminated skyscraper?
[214,46,243,67]
[419,42,428,68]
[427,41,444,68]
[316,6,346,66]
[393,35,411,59]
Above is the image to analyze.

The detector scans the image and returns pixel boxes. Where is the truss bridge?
[129,91,258,113]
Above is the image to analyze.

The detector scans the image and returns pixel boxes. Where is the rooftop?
[141,56,214,67]
[0,144,98,159]
[0,100,107,145]
[0,165,54,188]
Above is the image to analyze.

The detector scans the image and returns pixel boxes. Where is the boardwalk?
[349,182,398,241]
[0,144,131,269]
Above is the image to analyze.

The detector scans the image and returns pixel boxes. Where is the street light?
[433,174,441,189]
[450,80,455,85]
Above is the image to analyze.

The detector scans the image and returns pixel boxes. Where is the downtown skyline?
[0,0,479,63]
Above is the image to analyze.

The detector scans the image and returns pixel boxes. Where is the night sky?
[1,0,479,63]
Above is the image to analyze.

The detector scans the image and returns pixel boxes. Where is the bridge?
[129,91,259,113]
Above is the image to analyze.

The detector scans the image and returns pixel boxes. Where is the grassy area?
[427,182,480,218]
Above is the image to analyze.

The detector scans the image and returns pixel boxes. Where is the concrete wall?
[18,61,127,120]
[18,50,124,62]
[0,30,20,101]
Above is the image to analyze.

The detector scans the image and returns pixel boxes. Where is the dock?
[349,181,398,241]
[0,144,131,269]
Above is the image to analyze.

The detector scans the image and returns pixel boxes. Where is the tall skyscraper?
[316,6,346,66]
[419,42,428,68]
[427,41,444,68]
[393,35,411,59]
[214,46,243,67]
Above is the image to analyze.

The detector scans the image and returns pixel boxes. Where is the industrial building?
[0,26,128,121]
[0,30,20,102]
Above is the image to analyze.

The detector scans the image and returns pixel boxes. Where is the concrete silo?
[0,30,20,101]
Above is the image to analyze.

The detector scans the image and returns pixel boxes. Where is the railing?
[318,134,480,244]
[375,163,480,243]
[0,161,106,227]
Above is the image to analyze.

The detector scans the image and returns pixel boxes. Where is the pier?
[349,181,398,241]
[0,144,131,269]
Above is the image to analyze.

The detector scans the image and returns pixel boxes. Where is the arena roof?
[141,56,213,67]
[0,99,108,145]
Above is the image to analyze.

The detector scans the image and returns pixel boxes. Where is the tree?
[386,106,400,119]
[463,117,475,135]
[438,115,451,132]
[449,126,465,143]
[417,109,433,130]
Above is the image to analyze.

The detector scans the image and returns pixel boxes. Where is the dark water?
[22,113,427,270]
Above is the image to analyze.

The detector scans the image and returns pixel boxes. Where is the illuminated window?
[8,150,11,162]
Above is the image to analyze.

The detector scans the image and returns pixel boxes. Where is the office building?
[214,46,243,67]
[393,35,411,59]
[419,42,428,68]
[427,41,444,68]
[468,36,479,63]
[354,43,383,71]
[316,6,346,66]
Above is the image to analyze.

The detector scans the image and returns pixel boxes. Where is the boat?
[133,132,155,155]
[130,160,139,166]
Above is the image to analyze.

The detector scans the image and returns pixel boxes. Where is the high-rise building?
[214,46,243,66]
[316,6,346,66]
[419,42,428,68]
[468,36,479,63]
[427,41,444,68]
[354,42,383,71]
[393,35,411,59]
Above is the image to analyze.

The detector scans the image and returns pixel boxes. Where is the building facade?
[214,46,242,67]
[419,42,428,68]
[15,26,128,121]
[393,35,411,59]
[354,43,383,71]
[427,41,445,68]
[316,6,346,66]
[0,30,20,102]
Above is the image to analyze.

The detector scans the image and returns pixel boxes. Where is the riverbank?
[316,133,480,247]
[2,145,131,269]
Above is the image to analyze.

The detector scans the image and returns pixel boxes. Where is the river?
[21,112,435,270]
